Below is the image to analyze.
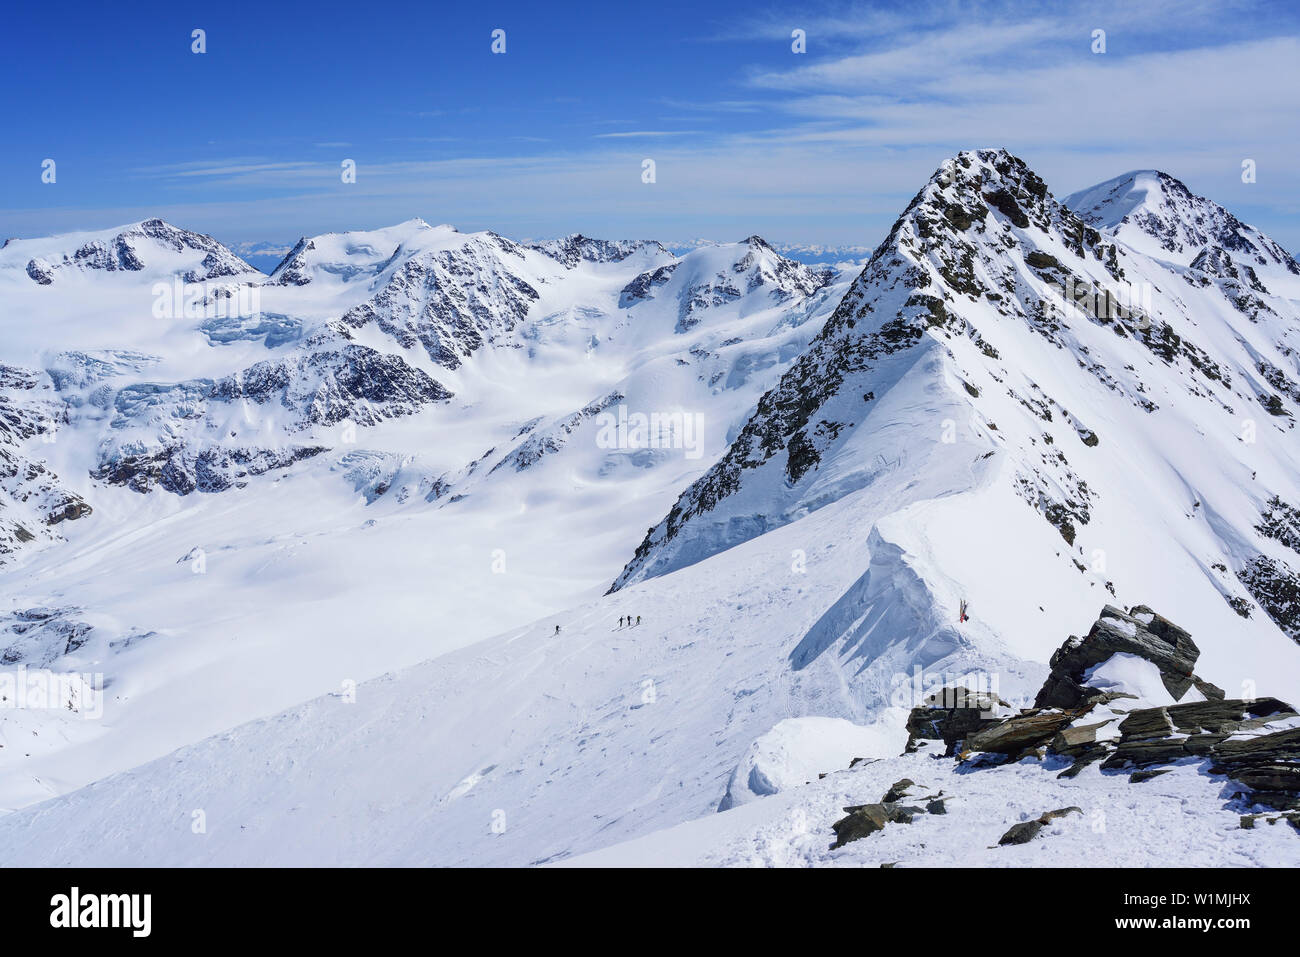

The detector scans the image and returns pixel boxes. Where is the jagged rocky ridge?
[610,149,1129,590]
[609,149,1300,650]
[530,234,670,268]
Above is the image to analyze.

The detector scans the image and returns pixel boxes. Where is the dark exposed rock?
[963,709,1078,757]
[1238,555,1300,645]
[998,820,1043,845]
[340,243,538,368]
[997,807,1081,846]
[881,778,917,803]
[1,606,95,666]
[983,188,1031,229]
[94,444,328,495]
[532,234,668,269]
[26,259,54,285]
[1034,604,1200,709]
[904,687,1010,755]
[830,801,926,849]
[1240,812,1300,831]
[1052,716,1119,748]
[28,219,255,284]
[618,263,678,308]
[1129,768,1172,783]
[837,604,1298,851]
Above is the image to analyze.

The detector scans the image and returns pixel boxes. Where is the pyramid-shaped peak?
[1064,170,1200,230]
[1064,169,1298,273]
[925,149,1049,198]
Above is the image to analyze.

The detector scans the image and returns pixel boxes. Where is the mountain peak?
[530,233,671,268]
[1065,169,1199,232]
[1065,170,1299,276]
[874,148,1064,251]
[3,218,257,285]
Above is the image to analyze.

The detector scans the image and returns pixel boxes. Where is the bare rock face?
[904,687,1010,755]
[830,778,932,848]
[1034,604,1212,709]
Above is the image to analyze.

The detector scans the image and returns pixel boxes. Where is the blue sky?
[3,0,1298,266]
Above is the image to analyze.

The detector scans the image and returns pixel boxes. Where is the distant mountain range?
[1,149,1298,867]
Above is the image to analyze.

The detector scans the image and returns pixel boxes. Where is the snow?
[0,221,855,814]
[719,713,908,809]
[559,744,1300,868]
[1082,653,1179,707]
[1,149,1299,867]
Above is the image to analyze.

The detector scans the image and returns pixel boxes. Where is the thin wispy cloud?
[3,0,1296,253]
[593,131,701,139]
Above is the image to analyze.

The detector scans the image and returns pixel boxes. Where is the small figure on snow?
[958,599,969,624]
[636,615,641,626]
[619,616,625,628]
[555,625,561,636]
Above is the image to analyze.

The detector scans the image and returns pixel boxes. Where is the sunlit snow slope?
[1,150,1298,866]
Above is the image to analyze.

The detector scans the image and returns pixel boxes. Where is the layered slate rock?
[904,687,1010,755]
[1034,604,1220,709]
[904,603,1300,816]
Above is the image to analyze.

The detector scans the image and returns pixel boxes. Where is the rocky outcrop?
[997,807,1081,846]
[1034,604,1216,709]
[618,263,678,308]
[531,234,669,268]
[93,443,328,496]
[90,344,450,495]
[904,687,1010,755]
[1238,555,1300,644]
[0,365,93,564]
[905,603,1300,817]
[831,778,937,848]
[1,606,94,666]
[23,219,256,284]
[340,240,539,369]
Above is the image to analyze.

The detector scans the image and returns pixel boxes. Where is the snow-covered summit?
[1065,170,1300,287]
[612,147,1300,696]
[2,217,259,287]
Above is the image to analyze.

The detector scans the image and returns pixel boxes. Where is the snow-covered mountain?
[8,218,260,288]
[1065,170,1300,280]
[0,149,1297,866]
[615,150,1300,655]
[0,210,851,816]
